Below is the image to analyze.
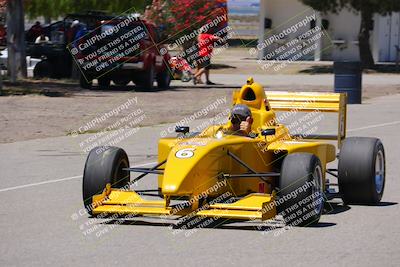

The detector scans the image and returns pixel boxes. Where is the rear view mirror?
[175,126,189,134]
[261,128,275,136]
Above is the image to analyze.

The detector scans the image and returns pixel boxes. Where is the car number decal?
[175,148,195,158]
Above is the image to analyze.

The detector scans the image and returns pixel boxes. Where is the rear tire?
[82,146,130,215]
[33,60,53,78]
[157,67,171,89]
[338,137,385,204]
[277,153,324,226]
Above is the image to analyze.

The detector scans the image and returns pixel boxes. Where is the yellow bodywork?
[92,77,346,221]
[93,189,172,216]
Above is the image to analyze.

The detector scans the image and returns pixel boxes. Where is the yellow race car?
[82,78,385,227]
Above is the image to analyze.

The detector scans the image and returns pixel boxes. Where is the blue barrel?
[334,61,362,104]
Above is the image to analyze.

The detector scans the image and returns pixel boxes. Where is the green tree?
[300,0,400,68]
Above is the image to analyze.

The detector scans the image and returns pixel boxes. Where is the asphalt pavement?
[0,92,399,266]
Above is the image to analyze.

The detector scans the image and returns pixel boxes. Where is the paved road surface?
[0,93,399,266]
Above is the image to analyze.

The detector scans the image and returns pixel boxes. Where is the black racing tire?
[33,60,53,78]
[113,78,131,86]
[277,153,324,226]
[98,77,111,89]
[338,137,385,204]
[79,74,92,89]
[157,67,171,89]
[82,146,130,215]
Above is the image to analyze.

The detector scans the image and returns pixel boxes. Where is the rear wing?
[266,91,347,147]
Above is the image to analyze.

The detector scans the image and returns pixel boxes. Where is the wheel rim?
[114,159,129,188]
[375,150,385,194]
[312,165,323,215]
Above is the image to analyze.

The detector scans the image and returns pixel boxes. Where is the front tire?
[277,153,324,226]
[98,77,111,89]
[82,146,130,215]
[113,78,131,86]
[338,137,385,204]
[79,74,92,89]
[136,64,155,91]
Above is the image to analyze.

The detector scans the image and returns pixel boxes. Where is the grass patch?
[1,86,68,97]
[0,78,77,97]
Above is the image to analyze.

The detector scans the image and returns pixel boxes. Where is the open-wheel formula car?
[82,77,386,227]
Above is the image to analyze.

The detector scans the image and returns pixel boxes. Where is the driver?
[229,104,253,136]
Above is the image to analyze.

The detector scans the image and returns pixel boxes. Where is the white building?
[258,0,400,62]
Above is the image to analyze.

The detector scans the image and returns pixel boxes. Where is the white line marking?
[0,176,83,192]
[0,161,157,193]
[348,120,400,132]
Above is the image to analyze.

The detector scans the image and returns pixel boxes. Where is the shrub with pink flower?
[144,0,227,42]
